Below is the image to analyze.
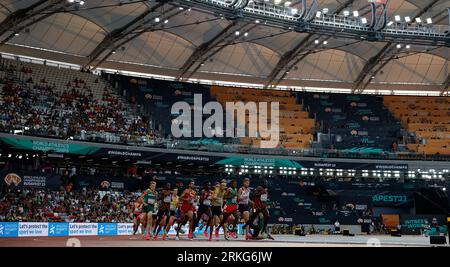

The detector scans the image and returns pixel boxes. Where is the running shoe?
[188,232,194,240]
[144,234,150,240]
[204,230,209,239]
[267,234,274,240]
[162,235,168,241]
[154,235,159,241]
[224,233,230,241]
[175,236,180,241]
[230,231,237,239]
[215,228,220,238]
[208,235,213,241]
[245,233,252,240]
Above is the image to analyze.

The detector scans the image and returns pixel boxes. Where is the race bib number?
[203,199,211,206]
[232,197,237,203]
[260,194,268,202]
[147,198,155,205]
[164,196,171,203]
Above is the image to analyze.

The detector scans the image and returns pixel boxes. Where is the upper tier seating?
[0,58,158,144]
[384,96,450,155]
[298,92,402,152]
[211,86,315,149]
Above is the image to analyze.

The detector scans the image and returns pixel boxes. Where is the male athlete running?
[221,180,239,240]
[238,178,252,240]
[141,181,158,240]
[131,196,144,238]
[197,181,213,240]
[179,180,197,239]
[246,180,274,240]
[160,187,179,240]
[211,180,227,239]
[154,183,171,240]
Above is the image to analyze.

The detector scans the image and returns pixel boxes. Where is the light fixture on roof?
[284,1,292,7]
[396,44,402,49]
[235,31,240,36]
[244,32,249,37]
[179,7,184,10]
[394,15,401,22]
[415,17,422,23]
[426,18,432,24]
[291,8,298,15]
[164,19,169,24]
[405,16,411,23]
[314,39,320,45]
[387,21,394,26]
[343,10,350,17]
[323,40,328,45]
[14,33,19,36]
[112,50,116,54]
[406,44,411,49]
[255,19,260,23]
[316,11,322,18]
[155,17,160,23]
[68,0,75,3]
[322,8,329,15]
[79,0,85,5]
[361,17,367,24]
[353,10,359,17]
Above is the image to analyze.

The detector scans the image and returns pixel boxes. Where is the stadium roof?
[0,0,449,95]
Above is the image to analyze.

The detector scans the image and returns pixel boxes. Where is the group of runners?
[131,178,273,241]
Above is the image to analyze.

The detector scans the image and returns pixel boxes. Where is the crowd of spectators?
[0,188,139,223]
[0,60,160,144]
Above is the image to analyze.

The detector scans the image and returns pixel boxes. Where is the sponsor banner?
[98,223,118,236]
[48,223,69,237]
[18,222,49,237]
[0,222,19,237]
[372,192,412,206]
[0,136,100,155]
[69,223,98,236]
[300,161,408,171]
[117,223,136,235]
[2,171,61,190]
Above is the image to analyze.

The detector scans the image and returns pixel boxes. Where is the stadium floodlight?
[405,16,411,23]
[164,19,169,24]
[415,17,422,23]
[394,15,401,22]
[155,17,160,22]
[396,44,402,49]
[235,31,240,36]
[316,11,322,18]
[284,1,292,7]
[323,40,328,45]
[291,8,298,15]
[244,32,249,37]
[361,17,367,24]
[353,10,359,17]
[387,21,394,26]
[79,0,85,5]
[179,7,184,10]
[323,8,329,14]
[314,39,319,44]
[255,19,260,23]
[406,44,411,49]
[343,10,350,16]
[274,0,282,5]
[68,0,75,3]
[426,18,432,24]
